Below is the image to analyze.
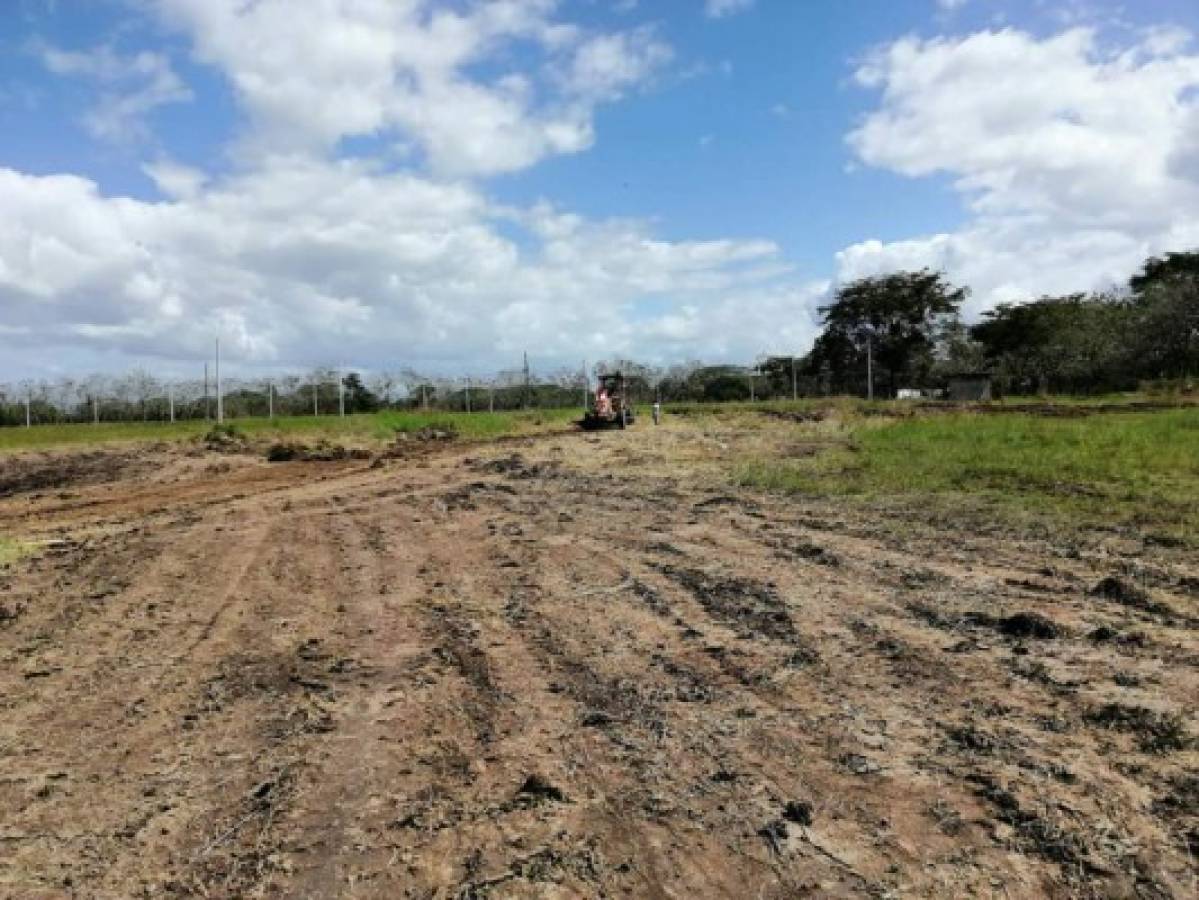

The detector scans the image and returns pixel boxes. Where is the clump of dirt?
[397,425,457,443]
[514,774,567,805]
[1090,576,1177,618]
[757,819,789,854]
[908,603,1063,641]
[997,612,1064,639]
[474,453,559,479]
[782,799,814,826]
[946,723,1009,755]
[265,441,370,462]
[202,423,251,453]
[1086,703,1193,753]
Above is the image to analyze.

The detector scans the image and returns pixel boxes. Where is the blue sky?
[2,0,1199,379]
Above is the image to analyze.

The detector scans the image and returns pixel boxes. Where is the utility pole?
[204,362,210,420]
[866,335,874,402]
[338,367,345,418]
[92,394,99,426]
[523,352,531,410]
[312,379,319,417]
[749,371,755,403]
[791,356,798,402]
[465,377,472,413]
[582,360,588,409]
[489,382,495,413]
[168,383,175,423]
[25,390,31,428]
[267,380,274,419]
[421,384,428,410]
[215,337,224,423]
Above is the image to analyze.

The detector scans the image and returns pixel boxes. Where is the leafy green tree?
[1128,251,1199,381]
[342,372,380,413]
[971,294,1133,393]
[811,270,967,396]
[1129,251,1199,295]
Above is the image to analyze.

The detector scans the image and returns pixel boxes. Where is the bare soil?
[1,423,1196,898]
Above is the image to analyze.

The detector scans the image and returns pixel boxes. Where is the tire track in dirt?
[3,430,1195,898]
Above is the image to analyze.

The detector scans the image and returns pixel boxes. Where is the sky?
[2,0,1199,380]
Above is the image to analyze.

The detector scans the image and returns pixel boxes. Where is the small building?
[896,388,922,400]
[947,373,993,402]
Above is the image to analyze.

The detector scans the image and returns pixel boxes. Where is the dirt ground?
[1,419,1196,899]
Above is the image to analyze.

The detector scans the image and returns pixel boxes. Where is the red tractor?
[580,372,636,430]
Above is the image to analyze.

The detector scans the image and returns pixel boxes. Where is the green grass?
[0,408,582,454]
[0,537,35,567]
[736,407,1199,540]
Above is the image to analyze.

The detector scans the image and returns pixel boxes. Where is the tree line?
[2,249,1195,425]
[0,366,592,427]
[773,249,1199,399]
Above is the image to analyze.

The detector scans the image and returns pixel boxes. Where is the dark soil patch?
[782,800,814,826]
[997,612,1063,640]
[653,564,815,659]
[514,774,567,805]
[1086,703,1193,753]
[908,603,1062,641]
[966,773,1092,868]
[1090,577,1178,619]
[0,450,151,498]
[474,453,558,479]
[757,408,827,424]
[265,441,370,463]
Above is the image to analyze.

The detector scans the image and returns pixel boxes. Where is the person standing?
[652,401,661,426]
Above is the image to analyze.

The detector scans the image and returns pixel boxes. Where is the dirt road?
[1,423,1195,898]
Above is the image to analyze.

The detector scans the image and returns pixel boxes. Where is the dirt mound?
[997,611,1064,639]
[202,423,253,453]
[265,441,371,462]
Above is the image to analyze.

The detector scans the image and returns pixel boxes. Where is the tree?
[971,294,1133,394]
[811,270,967,396]
[342,372,380,413]
[1128,250,1199,381]
[1129,251,1199,296]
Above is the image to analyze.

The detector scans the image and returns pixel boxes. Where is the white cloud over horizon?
[3,3,1199,380]
[842,26,1199,315]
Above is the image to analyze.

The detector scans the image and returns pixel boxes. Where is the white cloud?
[843,26,1199,310]
[0,158,810,376]
[560,27,673,101]
[151,0,669,177]
[0,1,828,379]
[142,159,208,200]
[39,44,191,142]
[705,0,754,19]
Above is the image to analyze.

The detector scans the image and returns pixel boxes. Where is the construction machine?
[580,372,635,430]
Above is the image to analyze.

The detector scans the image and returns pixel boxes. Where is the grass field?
[0,407,582,453]
[735,405,1199,540]
[0,537,35,567]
